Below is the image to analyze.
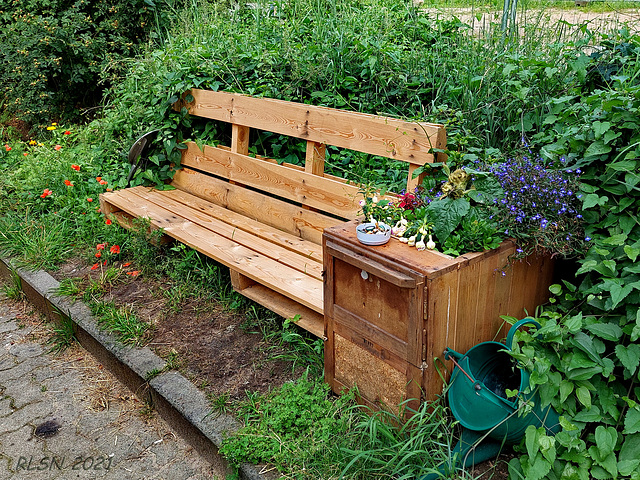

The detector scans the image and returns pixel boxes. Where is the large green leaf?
[586,322,623,342]
[427,197,470,244]
[619,433,640,475]
[616,343,640,376]
[624,406,640,434]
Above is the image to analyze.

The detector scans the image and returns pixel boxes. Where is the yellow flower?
[47,126,56,131]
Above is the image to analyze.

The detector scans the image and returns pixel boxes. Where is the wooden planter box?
[323,220,554,410]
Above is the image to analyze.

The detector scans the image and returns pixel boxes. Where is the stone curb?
[0,257,271,480]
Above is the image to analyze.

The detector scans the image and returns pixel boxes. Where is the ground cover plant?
[0,0,639,478]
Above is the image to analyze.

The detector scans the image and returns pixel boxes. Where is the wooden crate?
[323,220,554,410]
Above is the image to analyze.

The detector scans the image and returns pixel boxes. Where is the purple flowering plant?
[484,155,587,258]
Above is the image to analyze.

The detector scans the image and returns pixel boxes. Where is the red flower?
[4,144,11,152]
[110,245,120,254]
[64,179,74,187]
[54,145,62,151]
[122,262,132,267]
[99,180,107,185]
[64,130,71,135]
[105,219,112,225]
[23,152,28,157]
[127,271,140,276]
[96,243,106,250]
[102,260,107,266]
[95,252,102,258]
[96,176,102,182]
[87,198,93,202]
[71,164,80,171]
[91,263,99,270]
[40,188,53,198]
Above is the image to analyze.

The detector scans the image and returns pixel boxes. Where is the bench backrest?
[172,89,446,243]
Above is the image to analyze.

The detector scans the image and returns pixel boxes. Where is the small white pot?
[356,222,392,246]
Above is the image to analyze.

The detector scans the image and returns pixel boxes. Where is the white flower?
[426,235,436,250]
[372,195,378,203]
[359,199,366,207]
[407,235,416,247]
[416,239,426,251]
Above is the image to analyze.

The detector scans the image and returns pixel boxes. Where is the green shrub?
[0,0,174,126]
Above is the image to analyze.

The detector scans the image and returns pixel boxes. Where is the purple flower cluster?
[489,156,586,257]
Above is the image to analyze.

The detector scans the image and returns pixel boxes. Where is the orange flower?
[127,271,140,276]
[91,263,99,270]
[106,188,112,192]
[95,252,102,258]
[96,176,102,182]
[110,245,120,254]
[105,219,112,225]
[96,243,106,250]
[23,152,28,157]
[71,164,80,171]
[64,179,73,186]
[54,145,62,151]
[64,130,71,135]
[99,180,107,185]
[102,260,107,266]
[40,188,53,198]
[122,262,132,267]
[87,198,93,202]
[4,145,11,152]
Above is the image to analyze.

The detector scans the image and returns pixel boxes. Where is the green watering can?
[422,318,560,479]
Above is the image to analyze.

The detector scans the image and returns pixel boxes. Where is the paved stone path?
[0,297,218,479]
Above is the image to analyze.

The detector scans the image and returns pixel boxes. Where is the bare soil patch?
[51,259,302,404]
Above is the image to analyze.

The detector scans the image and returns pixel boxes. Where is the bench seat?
[101,183,326,336]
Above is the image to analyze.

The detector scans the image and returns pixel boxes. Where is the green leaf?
[586,322,623,341]
[559,380,574,403]
[609,283,634,309]
[619,433,640,475]
[625,245,640,262]
[427,197,470,244]
[595,425,617,457]
[624,406,640,434]
[584,140,612,158]
[592,121,611,139]
[576,385,591,409]
[616,343,640,375]
[602,233,627,246]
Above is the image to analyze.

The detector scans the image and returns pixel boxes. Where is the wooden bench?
[99,89,447,338]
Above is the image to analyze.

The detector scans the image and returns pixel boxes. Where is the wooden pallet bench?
[99,89,447,338]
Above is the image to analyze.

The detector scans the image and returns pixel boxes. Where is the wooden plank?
[180,142,361,219]
[124,187,323,280]
[231,278,324,338]
[231,124,250,155]
[171,167,341,244]
[182,89,445,166]
[159,188,323,262]
[305,141,326,176]
[100,189,324,314]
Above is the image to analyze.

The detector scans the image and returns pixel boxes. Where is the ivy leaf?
[586,322,623,341]
[615,343,640,376]
[623,406,640,434]
[594,425,617,458]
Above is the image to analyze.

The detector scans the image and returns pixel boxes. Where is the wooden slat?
[123,187,323,280]
[180,142,361,219]
[159,188,323,261]
[181,89,446,166]
[305,140,326,176]
[170,168,341,244]
[100,189,323,314]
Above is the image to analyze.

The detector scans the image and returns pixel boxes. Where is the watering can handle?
[506,317,541,350]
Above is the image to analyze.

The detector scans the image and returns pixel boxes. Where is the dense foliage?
[0,0,182,125]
